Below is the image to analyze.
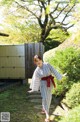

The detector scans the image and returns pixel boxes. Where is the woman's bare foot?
[45,118,50,122]
[41,109,46,114]
[27,90,33,93]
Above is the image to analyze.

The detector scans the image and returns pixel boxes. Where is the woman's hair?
[33,55,42,63]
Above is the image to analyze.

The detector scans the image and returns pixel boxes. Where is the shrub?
[65,54,80,82]
[44,39,61,51]
[44,47,80,96]
[63,82,80,108]
[59,105,80,122]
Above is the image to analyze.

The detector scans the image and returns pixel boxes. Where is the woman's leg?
[42,98,49,119]
[40,81,53,121]
[47,89,52,112]
[42,90,52,118]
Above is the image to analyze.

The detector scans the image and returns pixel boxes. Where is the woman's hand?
[62,73,67,77]
[60,73,67,83]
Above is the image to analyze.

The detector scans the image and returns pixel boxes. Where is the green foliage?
[74,31,80,44]
[44,29,70,51]
[44,39,61,51]
[65,54,80,82]
[0,0,77,44]
[0,0,14,6]
[0,13,41,44]
[63,82,80,108]
[46,5,50,14]
[44,47,80,96]
[70,0,78,4]
[48,29,70,43]
[59,105,80,122]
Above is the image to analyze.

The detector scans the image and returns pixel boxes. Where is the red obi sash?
[41,75,56,88]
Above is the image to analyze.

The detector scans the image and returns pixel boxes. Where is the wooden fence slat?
[25,42,44,78]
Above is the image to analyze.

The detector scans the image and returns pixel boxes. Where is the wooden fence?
[0,42,44,79]
[25,43,44,78]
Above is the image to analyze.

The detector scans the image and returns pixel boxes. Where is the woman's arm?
[47,63,62,80]
[30,69,41,92]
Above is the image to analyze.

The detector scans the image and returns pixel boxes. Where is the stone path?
[26,91,46,122]
[26,91,42,107]
[27,81,69,121]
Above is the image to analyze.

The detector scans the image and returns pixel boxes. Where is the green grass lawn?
[0,84,45,122]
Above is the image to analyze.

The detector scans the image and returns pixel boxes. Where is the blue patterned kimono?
[30,62,62,113]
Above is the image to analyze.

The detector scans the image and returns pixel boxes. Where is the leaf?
[46,5,51,14]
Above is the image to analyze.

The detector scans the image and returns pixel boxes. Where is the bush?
[65,54,80,82]
[63,82,80,108]
[59,105,80,122]
[44,38,61,51]
[44,47,80,96]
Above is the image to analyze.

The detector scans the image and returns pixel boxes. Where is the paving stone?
[34,105,42,109]
[52,106,65,116]
[61,102,69,112]
[29,99,42,103]
[26,95,41,99]
[34,105,55,110]
[26,91,41,96]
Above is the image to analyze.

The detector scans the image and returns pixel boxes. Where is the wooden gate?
[25,42,44,78]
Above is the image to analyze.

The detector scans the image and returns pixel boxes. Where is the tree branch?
[54,4,69,19]
[40,1,46,10]
[62,4,75,23]
[56,22,70,26]
[16,1,45,29]
[0,33,9,37]
[67,24,74,29]
[38,18,44,28]
[50,3,60,14]
[48,0,51,5]
[49,14,55,25]
[44,14,48,27]
[15,1,38,19]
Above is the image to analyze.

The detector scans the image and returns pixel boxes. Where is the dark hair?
[33,55,42,63]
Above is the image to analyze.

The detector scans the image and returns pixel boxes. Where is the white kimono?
[30,62,62,113]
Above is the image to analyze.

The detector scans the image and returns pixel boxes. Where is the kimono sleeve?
[30,69,41,91]
[47,63,62,80]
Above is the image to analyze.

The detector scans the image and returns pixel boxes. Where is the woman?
[28,55,62,122]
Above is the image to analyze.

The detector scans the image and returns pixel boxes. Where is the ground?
[0,83,47,122]
[0,81,66,122]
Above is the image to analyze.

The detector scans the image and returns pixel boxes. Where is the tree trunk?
[39,27,51,44]
[39,28,46,44]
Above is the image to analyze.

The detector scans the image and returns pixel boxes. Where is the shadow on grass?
[0,84,45,122]
[0,83,65,122]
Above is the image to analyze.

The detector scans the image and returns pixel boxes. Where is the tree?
[0,1,41,44]
[15,0,77,44]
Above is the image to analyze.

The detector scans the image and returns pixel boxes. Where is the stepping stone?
[30,91,41,94]
[26,91,41,95]
[34,105,42,109]
[52,106,66,116]
[61,102,69,111]
[26,95,41,99]
[29,99,42,103]
[34,105,55,110]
